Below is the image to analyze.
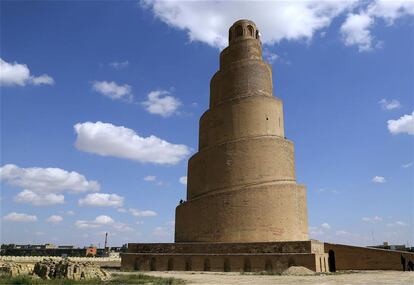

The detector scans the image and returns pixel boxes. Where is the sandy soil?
[141,270,414,285]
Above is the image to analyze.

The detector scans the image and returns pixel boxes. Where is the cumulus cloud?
[144,175,156,182]
[3,212,37,222]
[402,162,413,169]
[263,49,280,64]
[75,215,114,229]
[141,0,357,49]
[129,208,157,217]
[78,193,124,208]
[340,1,414,51]
[142,90,181,117]
[109,60,129,70]
[75,215,132,232]
[46,215,63,224]
[309,222,331,236]
[321,222,331,230]
[362,216,383,223]
[378,99,401,110]
[0,164,100,194]
[74,121,190,165]
[179,176,187,185]
[340,13,374,52]
[92,80,132,101]
[0,164,99,206]
[14,190,64,206]
[0,58,54,87]
[387,111,414,135]
[387,220,407,227]
[372,176,386,183]
[152,220,175,240]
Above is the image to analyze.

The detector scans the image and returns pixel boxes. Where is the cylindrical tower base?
[175,182,308,243]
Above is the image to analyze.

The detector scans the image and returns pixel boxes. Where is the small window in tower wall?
[247,25,254,37]
[236,25,243,38]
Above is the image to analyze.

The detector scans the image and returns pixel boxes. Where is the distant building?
[368,242,413,252]
[85,246,97,257]
[1,244,84,257]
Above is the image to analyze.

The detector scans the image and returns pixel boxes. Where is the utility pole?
[104,232,108,257]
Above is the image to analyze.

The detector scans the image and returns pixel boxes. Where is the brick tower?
[175,19,309,243]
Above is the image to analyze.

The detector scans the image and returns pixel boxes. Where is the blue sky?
[1,1,413,247]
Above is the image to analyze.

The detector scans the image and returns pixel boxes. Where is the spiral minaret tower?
[175,20,309,242]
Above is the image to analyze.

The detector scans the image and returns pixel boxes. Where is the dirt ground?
[141,270,414,285]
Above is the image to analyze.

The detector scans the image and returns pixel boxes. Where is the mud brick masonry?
[121,20,414,272]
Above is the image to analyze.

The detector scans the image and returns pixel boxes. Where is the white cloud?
[14,190,64,206]
[0,58,54,87]
[387,221,407,227]
[144,175,156,181]
[46,215,63,224]
[362,216,383,223]
[129,208,157,217]
[109,60,129,69]
[78,193,124,208]
[336,230,351,236]
[309,222,331,236]
[3,212,37,222]
[152,226,172,238]
[321,222,331,230]
[179,176,187,185]
[95,215,114,225]
[402,162,413,168]
[372,176,386,183]
[113,223,133,232]
[117,208,127,213]
[143,175,164,186]
[75,215,133,233]
[74,121,190,165]
[75,215,114,229]
[31,74,54,85]
[340,1,414,51]
[0,164,100,195]
[92,80,132,101]
[387,111,414,135]
[316,188,340,194]
[142,90,181,117]
[368,0,414,24]
[66,210,75,215]
[340,13,374,52]
[141,1,357,49]
[1,164,99,206]
[378,98,401,110]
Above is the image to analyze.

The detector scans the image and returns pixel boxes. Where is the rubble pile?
[281,266,315,276]
[33,258,111,280]
[0,262,34,277]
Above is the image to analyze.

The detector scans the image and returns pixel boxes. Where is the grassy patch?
[0,274,185,285]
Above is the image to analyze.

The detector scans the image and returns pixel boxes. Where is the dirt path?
[141,270,414,285]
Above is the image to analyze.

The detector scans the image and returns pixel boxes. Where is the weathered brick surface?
[176,19,308,243]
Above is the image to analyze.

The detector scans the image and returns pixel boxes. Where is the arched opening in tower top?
[235,25,243,38]
[247,25,254,37]
[256,30,260,39]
